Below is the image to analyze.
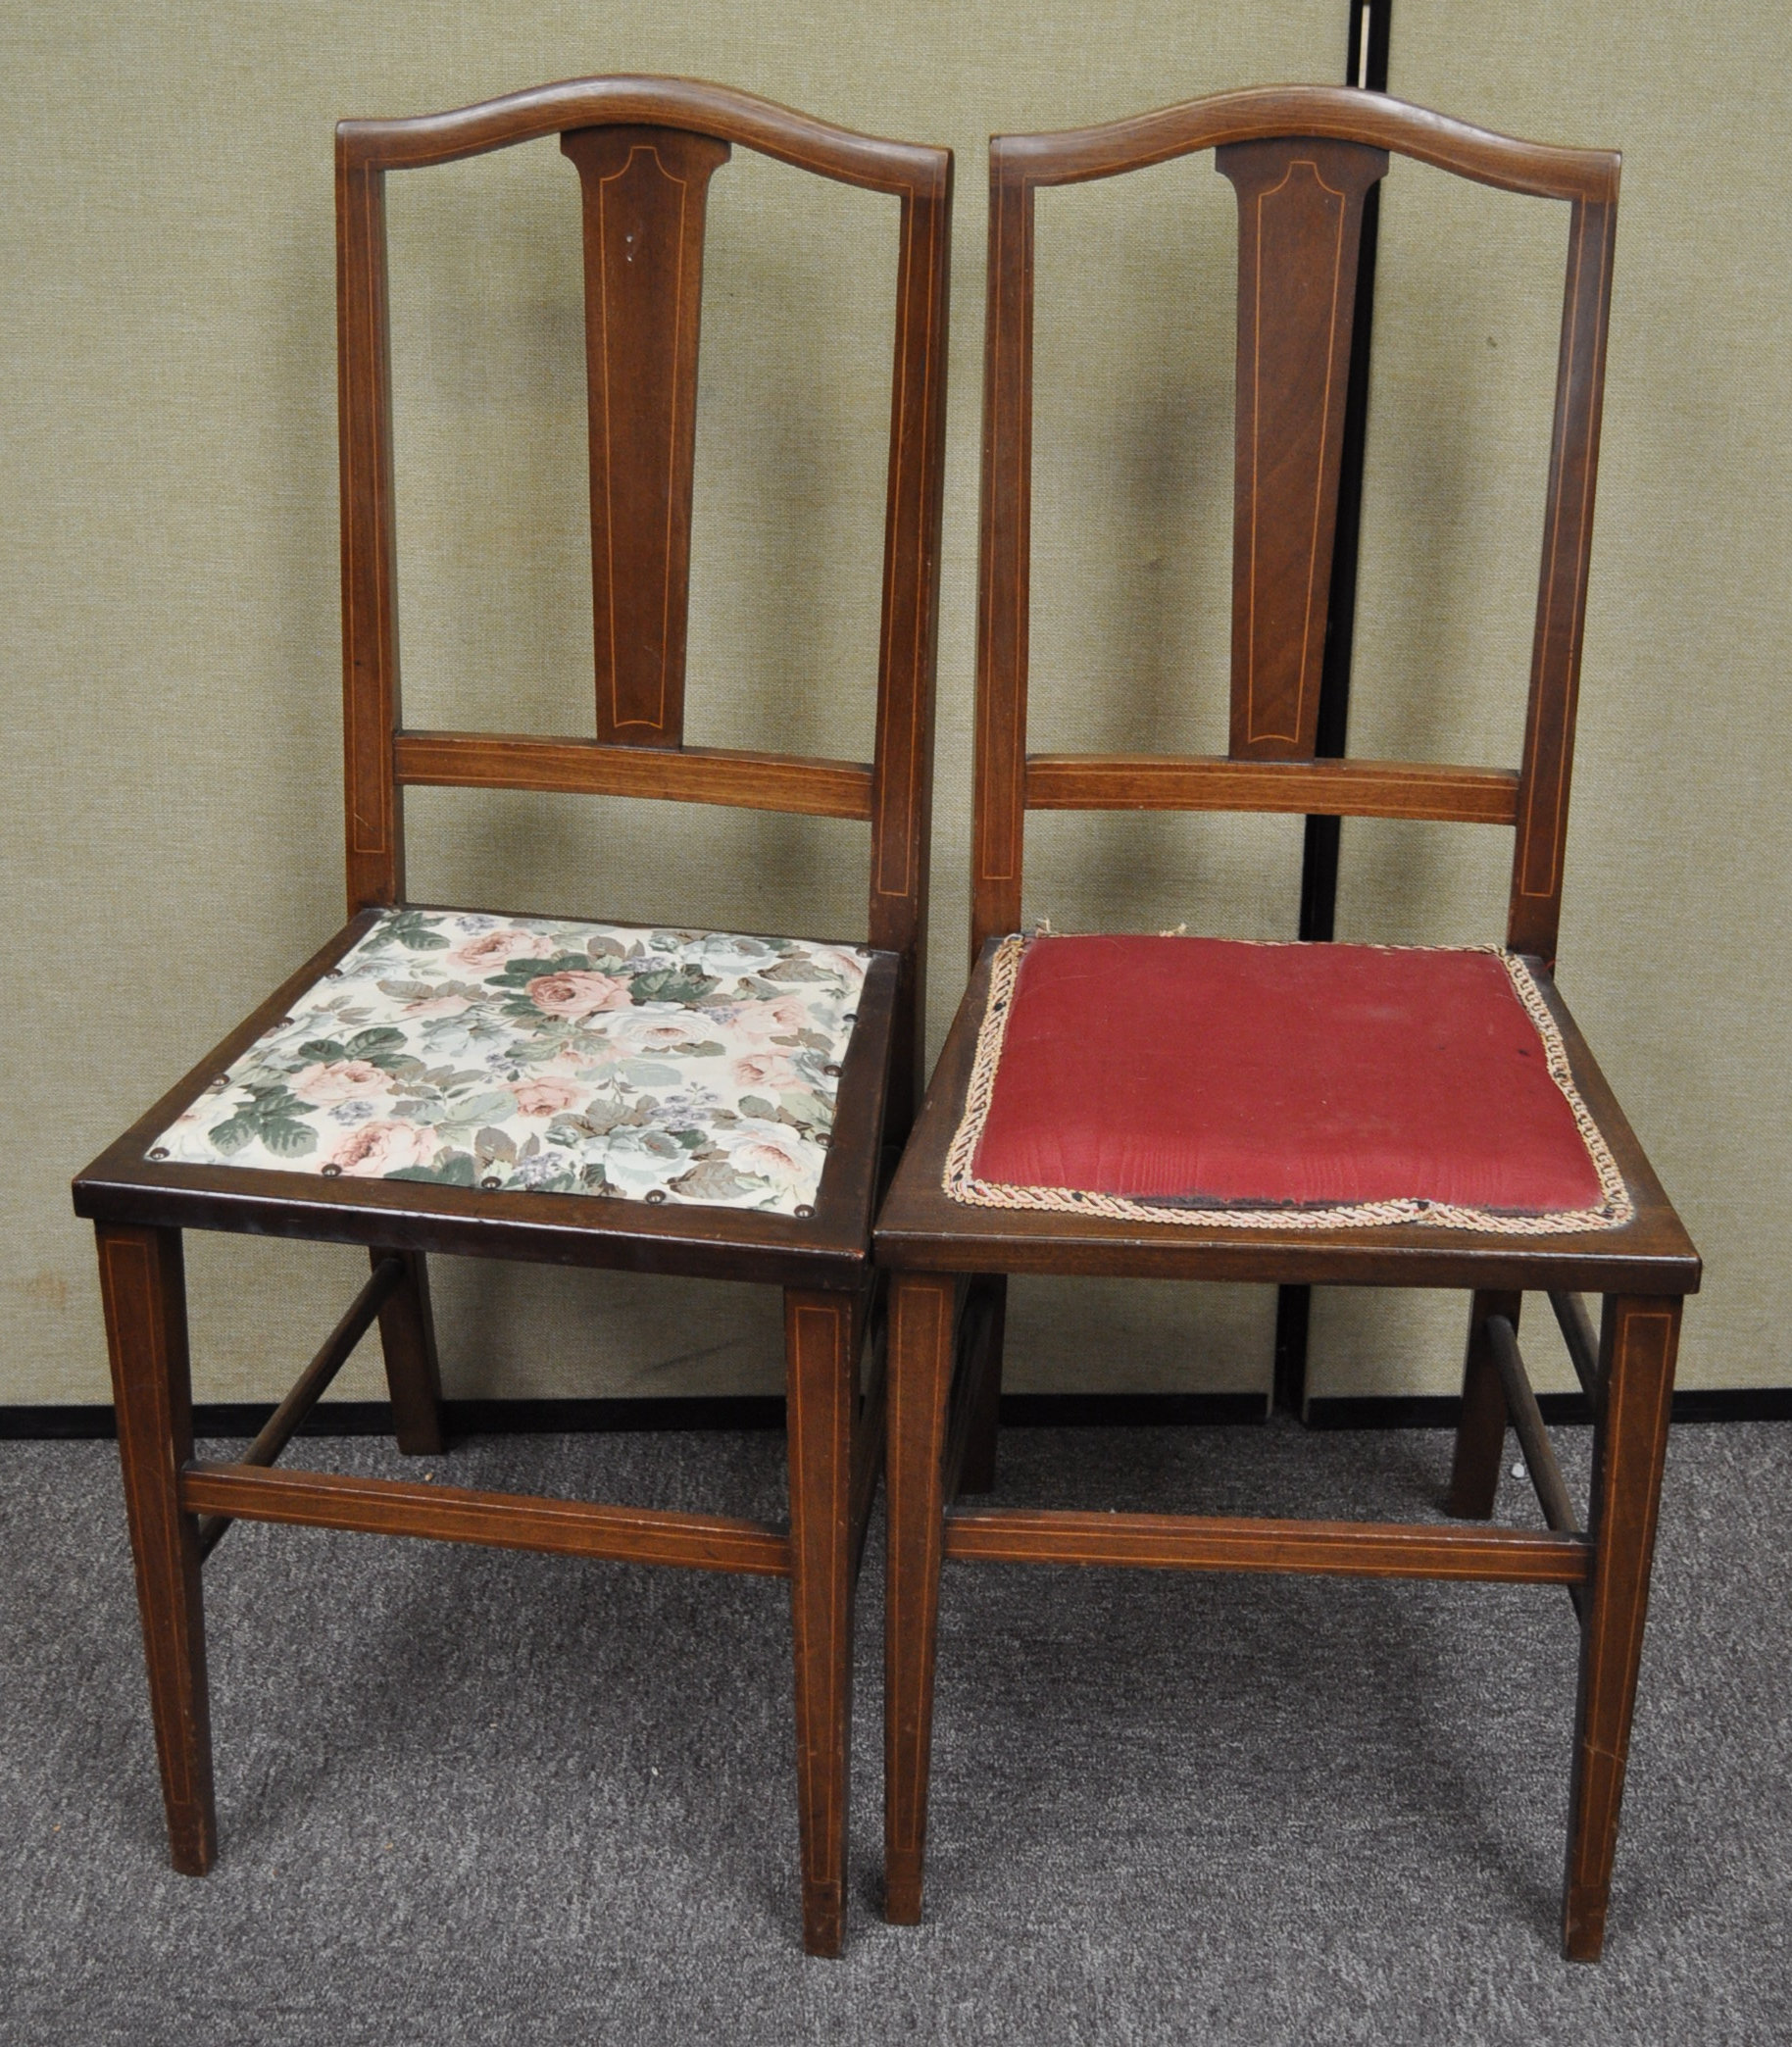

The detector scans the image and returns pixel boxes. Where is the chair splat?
[561,125,731,749]
[1216,137,1387,761]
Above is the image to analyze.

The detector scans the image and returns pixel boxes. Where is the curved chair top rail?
[992,84,1618,204]
[337,73,949,198]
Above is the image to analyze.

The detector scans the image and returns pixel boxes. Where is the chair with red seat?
[72,75,950,1957]
[877,85,1698,1961]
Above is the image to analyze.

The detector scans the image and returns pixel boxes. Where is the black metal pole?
[1272,0,1391,1417]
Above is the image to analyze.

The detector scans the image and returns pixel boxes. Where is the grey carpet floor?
[2,1420,1788,2045]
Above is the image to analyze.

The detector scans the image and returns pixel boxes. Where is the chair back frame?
[970,84,1618,970]
[336,76,952,1125]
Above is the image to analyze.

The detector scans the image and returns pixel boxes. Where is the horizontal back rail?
[338,74,945,194]
[997,85,1618,202]
[1023,754,1518,824]
[395,731,874,819]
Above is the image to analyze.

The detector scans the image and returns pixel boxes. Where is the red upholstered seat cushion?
[957,935,1621,1225]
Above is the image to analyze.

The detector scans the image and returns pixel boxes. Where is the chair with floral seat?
[72,75,950,1958]
[877,85,1698,1962]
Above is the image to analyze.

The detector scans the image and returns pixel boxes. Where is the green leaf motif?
[387,1151,476,1186]
[628,966,718,1007]
[296,1038,349,1064]
[668,1159,761,1202]
[384,912,450,952]
[259,1119,319,1158]
[475,1126,518,1166]
[737,1095,777,1120]
[346,1026,406,1057]
[208,1117,256,1156]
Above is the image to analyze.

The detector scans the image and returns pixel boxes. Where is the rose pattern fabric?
[150,910,870,1217]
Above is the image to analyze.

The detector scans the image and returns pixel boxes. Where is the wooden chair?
[877,86,1699,1962]
[71,76,950,1959]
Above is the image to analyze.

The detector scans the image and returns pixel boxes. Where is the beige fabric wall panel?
[2,0,1340,1404]
[3,6,1783,1406]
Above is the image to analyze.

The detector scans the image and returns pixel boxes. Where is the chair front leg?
[785,1286,860,1957]
[373,1247,445,1456]
[95,1223,216,1874]
[883,1270,957,1924]
[1446,1288,1521,1519]
[1563,1292,1681,1961]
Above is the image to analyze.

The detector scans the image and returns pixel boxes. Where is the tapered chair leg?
[1563,1293,1681,1961]
[1446,1288,1521,1519]
[373,1247,445,1456]
[956,1273,1006,1496]
[95,1223,216,1875]
[883,1271,957,1924]
[785,1288,859,1957]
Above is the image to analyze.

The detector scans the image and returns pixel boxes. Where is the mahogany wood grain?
[181,1462,792,1575]
[993,86,1618,203]
[785,1289,859,1956]
[561,125,728,747]
[1024,753,1518,823]
[394,730,874,818]
[883,1271,955,1924]
[1486,1313,1580,1541]
[848,1300,888,1575]
[967,84,1621,968]
[1217,138,1386,760]
[96,1224,215,1874]
[941,1507,1588,1584]
[1508,195,1618,967]
[337,153,403,912]
[1446,1289,1520,1521]
[1565,1294,1680,1961]
[951,1273,1005,1496]
[885,86,1693,1953]
[83,77,951,1956]
[197,1254,406,1560]
[1550,1288,1602,1402]
[373,1247,445,1457]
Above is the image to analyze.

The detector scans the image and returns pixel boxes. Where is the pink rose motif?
[732,1132,810,1189]
[509,1076,584,1118]
[526,970,633,1019]
[724,997,813,1046]
[731,1051,803,1092]
[327,1120,438,1176]
[447,927,557,972]
[289,1059,389,1107]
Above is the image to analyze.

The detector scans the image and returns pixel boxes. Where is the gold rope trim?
[943,933,1634,1235]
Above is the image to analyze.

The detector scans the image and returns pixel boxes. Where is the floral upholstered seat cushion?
[152,910,871,1217]
[945,933,1631,1234]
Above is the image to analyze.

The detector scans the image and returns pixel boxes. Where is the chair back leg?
[1447,1289,1523,1519]
[784,1288,860,1956]
[373,1247,445,1456]
[1564,1292,1681,1960]
[96,1222,217,1874]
